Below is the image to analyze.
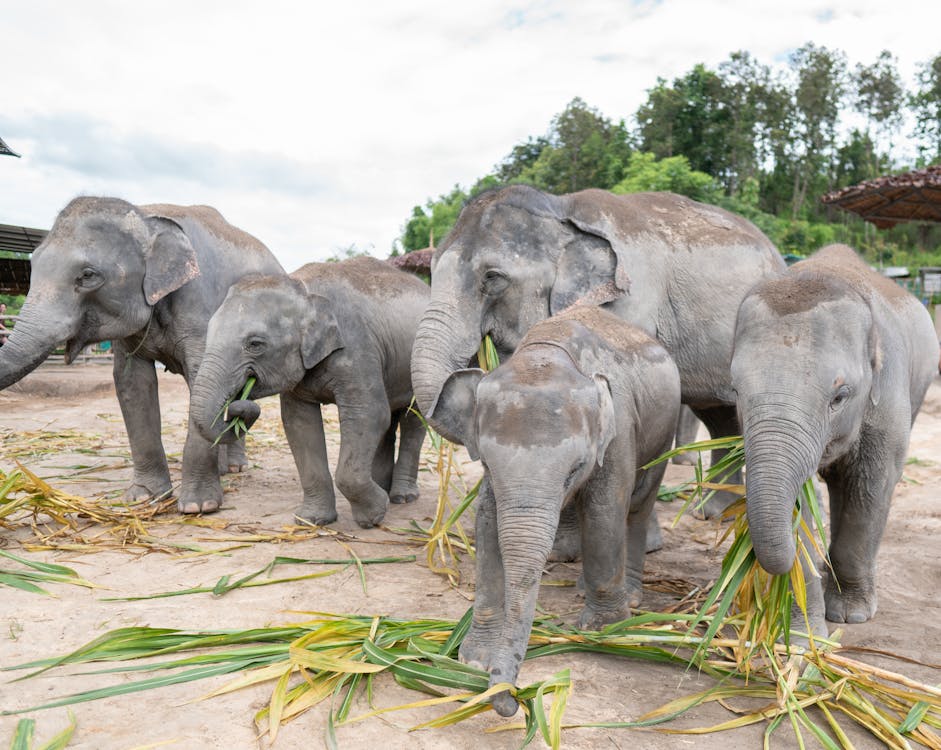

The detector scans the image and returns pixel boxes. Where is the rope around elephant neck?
[123,308,155,373]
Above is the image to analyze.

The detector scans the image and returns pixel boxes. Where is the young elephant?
[731,244,939,631]
[435,305,681,717]
[191,257,429,528]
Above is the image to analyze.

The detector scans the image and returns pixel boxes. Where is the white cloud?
[1,0,939,269]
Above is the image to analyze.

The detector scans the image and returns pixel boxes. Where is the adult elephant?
[411,185,786,523]
[0,197,285,513]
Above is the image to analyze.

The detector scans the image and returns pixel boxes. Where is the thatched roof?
[387,247,433,274]
[821,165,941,228]
[0,136,20,158]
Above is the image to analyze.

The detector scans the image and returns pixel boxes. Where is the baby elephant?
[435,305,681,716]
[191,257,430,528]
[731,244,939,631]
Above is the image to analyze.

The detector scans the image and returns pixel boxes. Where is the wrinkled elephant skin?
[411,185,786,525]
[191,257,429,529]
[731,244,939,630]
[437,306,680,716]
[0,197,284,513]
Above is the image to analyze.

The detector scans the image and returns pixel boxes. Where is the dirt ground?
[1,360,939,750]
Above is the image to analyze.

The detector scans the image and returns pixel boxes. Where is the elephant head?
[731,267,881,575]
[0,197,198,389]
[191,275,343,445]
[410,185,631,442]
[439,347,616,714]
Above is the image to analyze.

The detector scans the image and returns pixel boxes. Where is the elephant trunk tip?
[752,540,797,577]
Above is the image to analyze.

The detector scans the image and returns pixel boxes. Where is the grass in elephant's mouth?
[211,376,257,446]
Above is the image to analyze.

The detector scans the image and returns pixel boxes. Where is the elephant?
[411,185,786,527]
[0,197,284,513]
[434,305,681,717]
[191,256,430,529]
[671,405,702,466]
[731,243,939,631]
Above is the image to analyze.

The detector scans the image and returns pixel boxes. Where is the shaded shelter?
[0,223,47,295]
[821,165,941,228]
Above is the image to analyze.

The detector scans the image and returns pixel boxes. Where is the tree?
[910,53,941,164]
[852,50,905,174]
[788,43,848,218]
[611,152,718,201]
[494,136,550,183]
[399,185,469,253]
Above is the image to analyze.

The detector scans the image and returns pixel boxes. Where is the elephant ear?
[592,373,617,467]
[143,217,200,305]
[868,325,883,407]
[549,214,632,314]
[301,294,344,370]
[435,368,484,459]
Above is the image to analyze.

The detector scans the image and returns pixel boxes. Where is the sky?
[1,0,939,270]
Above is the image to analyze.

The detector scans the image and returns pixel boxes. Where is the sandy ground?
[1,361,939,749]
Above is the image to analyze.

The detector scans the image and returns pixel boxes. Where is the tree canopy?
[399,46,941,266]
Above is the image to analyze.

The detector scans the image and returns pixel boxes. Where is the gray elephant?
[411,185,786,531]
[671,405,702,466]
[0,197,284,513]
[191,257,429,529]
[731,244,938,630]
[435,305,681,717]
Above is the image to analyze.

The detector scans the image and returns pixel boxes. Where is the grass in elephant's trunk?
[211,376,257,446]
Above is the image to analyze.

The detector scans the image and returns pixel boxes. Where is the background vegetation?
[397,45,941,271]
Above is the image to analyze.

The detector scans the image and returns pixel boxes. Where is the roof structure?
[821,165,941,228]
[0,136,20,158]
[0,223,47,295]
[387,247,433,274]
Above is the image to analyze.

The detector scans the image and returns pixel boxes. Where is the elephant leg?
[626,464,667,606]
[548,503,580,561]
[822,458,898,624]
[218,437,250,475]
[577,479,631,631]
[389,407,424,504]
[112,344,172,501]
[372,413,396,493]
[334,390,392,528]
[459,476,505,670]
[691,404,743,519]
[645,508,663,553]
[671,406,701,466]
[177,410,227,513]
[281,392,337,526]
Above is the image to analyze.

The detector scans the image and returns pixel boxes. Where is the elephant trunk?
[411,300,483,441]
[190,352,242,445]
[0,296,71,389]
[488,483,562,716]
[742,399,824,576]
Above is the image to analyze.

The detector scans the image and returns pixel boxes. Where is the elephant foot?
[645,512,663,553]
[577,599,632,631]
[217,443,250,476]
[458,619,501,670]
[122,475,172,503]
[388,480,420,505]
[825,579,877,624]
[178,496,222,514]
[626,579,643,609]
[295,496,338,527]
[349,497,389,529]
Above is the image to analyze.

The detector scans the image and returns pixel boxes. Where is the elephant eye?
[481,268,510,296]
[244,337,267,354]
[76,267,102,290]
[830,385,851,410]
[564,460,586,490]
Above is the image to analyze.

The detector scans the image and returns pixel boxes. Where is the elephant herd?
[1,187,937,716]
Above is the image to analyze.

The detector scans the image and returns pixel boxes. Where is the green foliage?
[611,152,718,202]
[399,45,941,267]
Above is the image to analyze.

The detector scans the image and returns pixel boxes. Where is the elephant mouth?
[64,336,89,365]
